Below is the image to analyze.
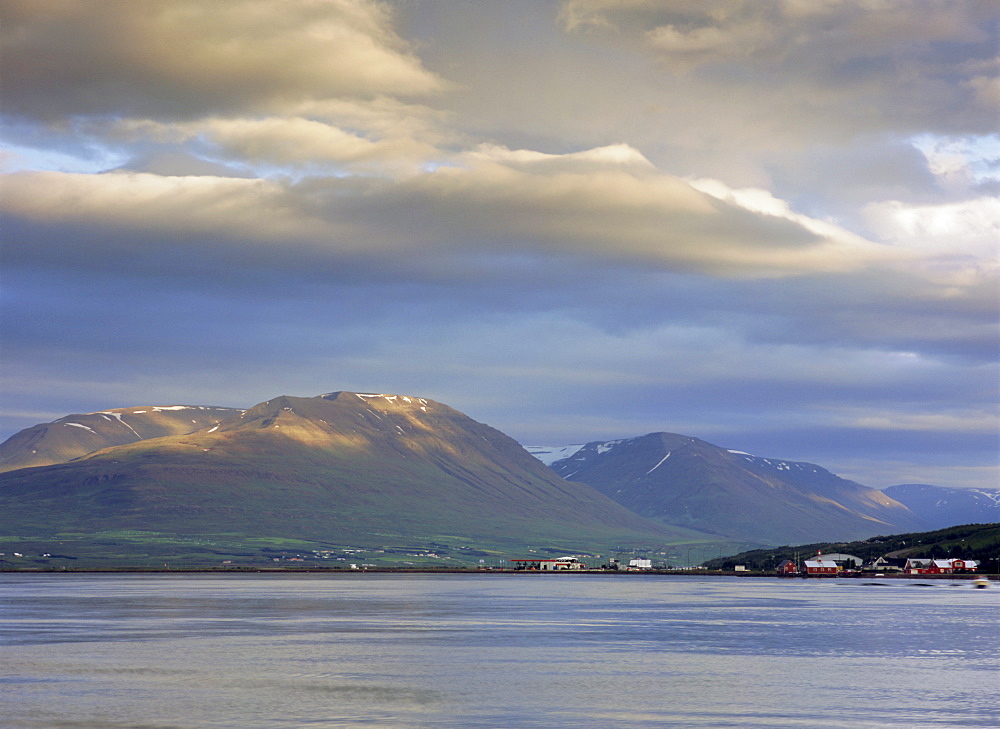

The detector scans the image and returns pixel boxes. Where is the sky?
[2,0,998,490]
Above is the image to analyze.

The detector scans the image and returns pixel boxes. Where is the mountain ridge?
[883,483,1000,530]
[540,433,926,544]
[1,394,963,563]
[0,392,699,565]
[0,405,243,473]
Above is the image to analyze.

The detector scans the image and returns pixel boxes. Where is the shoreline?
[1,567,994,579]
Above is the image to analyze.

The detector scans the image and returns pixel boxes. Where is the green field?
[0,529,738,571]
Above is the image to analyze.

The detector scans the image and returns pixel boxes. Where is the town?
[507,554,983,577]
[779,554,980,576]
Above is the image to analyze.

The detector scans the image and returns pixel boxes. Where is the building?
[904,557,979,574]
[905,558,933,574]
[803,559,839,575]
[511,556,586,571]
[869,556,907,572]
[950,559,978,573]
[776,560,798,574]
[817,553,863,569]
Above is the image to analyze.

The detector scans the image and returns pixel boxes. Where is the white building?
[512,556,586,570]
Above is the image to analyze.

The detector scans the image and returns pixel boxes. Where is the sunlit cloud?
[911,133,1000,188]
[863,195,1000,287]
[3,0,446,120]
[110,116,442,176]
[3,142,921,282]
[841,410,999,435]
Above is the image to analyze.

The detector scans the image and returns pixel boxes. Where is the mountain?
[541,433,927,545]
[524,445,586,466]
[883,484,1000,531]
[0,405,242,473]
[0,392,698,566]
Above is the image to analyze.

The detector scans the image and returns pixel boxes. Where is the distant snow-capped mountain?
[882,484,1000,530]
[523,444,586,466]
[527,433,927,545]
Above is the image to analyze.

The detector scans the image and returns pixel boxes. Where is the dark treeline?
[703,523,1000,572]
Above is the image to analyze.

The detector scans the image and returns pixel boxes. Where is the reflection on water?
[2,574,997,728]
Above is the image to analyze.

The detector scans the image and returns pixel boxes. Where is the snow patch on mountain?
[524,444,585,466]
[597,439,629,454]
[882,483,1000,530]
[345,392,431,410]
[62,422,95,432]
[645,452,671,474]
[734,451,823,474]
[969,489,1000,507]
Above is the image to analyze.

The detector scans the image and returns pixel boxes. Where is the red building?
[803,559,839,575]
[907,558,979,574]
[926,559,956,574]
[950,559,978,572]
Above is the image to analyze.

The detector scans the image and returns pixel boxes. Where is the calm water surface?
[1,573,997,728]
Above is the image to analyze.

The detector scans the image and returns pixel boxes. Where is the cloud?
[645,19,772,66]
[860,195,1000,327]
[558,0,998,138]
[2,171,327,248]
[832,460,997,491]
[558,0,658,32]
[466,142,655,172]
[2,1,454,180]
[3,144,907,281]
[846,410,998,435]
[110,115,443,175]
[3,0,445,121]
[864,196,1000,261]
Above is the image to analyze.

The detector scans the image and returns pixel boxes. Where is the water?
[1,573,997,728]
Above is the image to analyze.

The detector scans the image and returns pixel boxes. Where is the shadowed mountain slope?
[546,433,927,545]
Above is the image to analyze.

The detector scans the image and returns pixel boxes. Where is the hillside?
[0,405,242,472]
[544,433,927,545]
[703,523,1000,572]
[0,392,706,567]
